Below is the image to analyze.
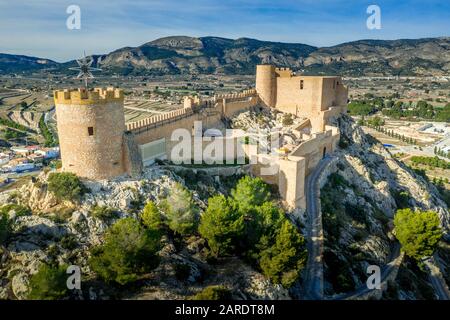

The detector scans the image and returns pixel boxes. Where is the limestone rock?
[246,274,291,300]
[12,273,29,300]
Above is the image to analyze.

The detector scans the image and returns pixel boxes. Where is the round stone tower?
[53,87,126,180]
[255,64,276,108]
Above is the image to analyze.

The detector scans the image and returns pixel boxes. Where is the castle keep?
[256,65,348,131]
[54,65,348,211]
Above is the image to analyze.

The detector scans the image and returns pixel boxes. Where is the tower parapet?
[54,87,124,104]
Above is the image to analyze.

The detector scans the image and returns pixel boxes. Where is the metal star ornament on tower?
[69,52,101,88]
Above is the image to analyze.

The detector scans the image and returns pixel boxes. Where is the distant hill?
[0,54,58,73]
[2,36,450,76]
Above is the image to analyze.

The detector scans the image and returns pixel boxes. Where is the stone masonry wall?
[54,88,126,180]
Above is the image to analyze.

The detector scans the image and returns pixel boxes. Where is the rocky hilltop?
[0,167,289,300]
[320,114,449,299]
[0,114,448,300]
[3,36,450,76]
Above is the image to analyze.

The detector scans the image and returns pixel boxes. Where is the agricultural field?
[1,74,254,126]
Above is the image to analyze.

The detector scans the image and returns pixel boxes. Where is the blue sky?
[0,0,449,62]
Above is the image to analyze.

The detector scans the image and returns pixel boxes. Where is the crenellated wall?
[54,66,347,212]
[127,88,259,146]
[126,107,194,132]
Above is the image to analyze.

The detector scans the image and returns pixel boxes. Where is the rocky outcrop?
[0,166,280,300]
[335,115,449,229]
[319,115,449,298]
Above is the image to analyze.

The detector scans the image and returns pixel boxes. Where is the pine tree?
[141,201,163,230]
[394,209,442,260]
[160,182,199,236]
[199,195,244,256]
[258,220,307,288]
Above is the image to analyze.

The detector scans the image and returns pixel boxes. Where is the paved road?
[302,155,403,300]
[334,243,402,300]
[303,156,334,300]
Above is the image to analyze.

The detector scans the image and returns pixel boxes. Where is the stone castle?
[53,65,348,211]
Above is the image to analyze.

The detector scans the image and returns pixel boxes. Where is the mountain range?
[2,36,450,76]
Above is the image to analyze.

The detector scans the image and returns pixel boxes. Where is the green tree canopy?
[242,201,286,253]
[190,286,232,300]
[231,176,271,212]
[199,195,244,256]
[89,218,161,285]
[394,208,442,260]
[141,201,163,230]
[27,264,68,300]
[47,172,86,202]
[347,101,377,116]
[160,182,199,236]
[258,219,307,288]
[0,212,9,246]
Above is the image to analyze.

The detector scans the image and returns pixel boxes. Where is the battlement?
[54,87,124,105]
[214,89,257,101]
[275,67,291,72]
[183,89,257,110]
[275,67,293,77]
[126,107,194,132]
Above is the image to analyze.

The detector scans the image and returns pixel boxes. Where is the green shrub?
[27,264,68,300]
[282,113,294,126]
[4,128,26,139]
[394,208,442,260]
[0,213,9,246]
[198,176,307,288]
[231,176,271,212]
[0,117,31,132]
[89,218,161,285]
[49,206,75,224]
[0,204,31,218]
[190,286,231,300]
[393,190,410,209]
[60,235,78,250]
[199,195,244,256]
[258,220,307,288]
[39,114,57,147]
[90,205,118,221]
[243,202,285,255]
[338,136,349,149]
[48,172,86,202]
[348,101,376,116]
[160,182,199,236]
[323,250,355,293]
[141,201,163,230]
[410,156,449,169]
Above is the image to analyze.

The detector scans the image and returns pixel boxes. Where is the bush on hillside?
[89,218,161,285]
[190,286,232,300]
[27,264,68,300]
[141,201,163,230]
[199,195,244,256]
[48,172,86,202]
[160,182,199,236]
[394,208,442,260]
